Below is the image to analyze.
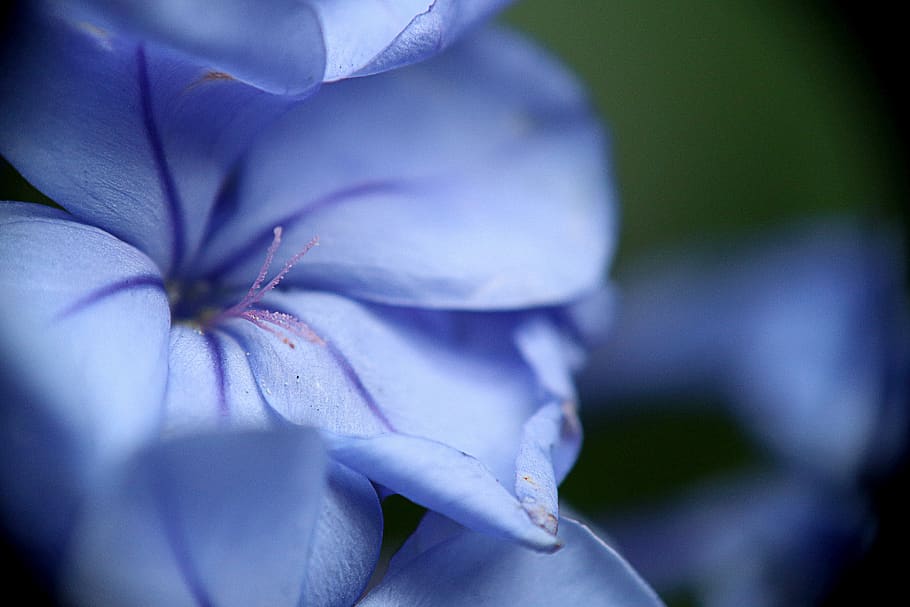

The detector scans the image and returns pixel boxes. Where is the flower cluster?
[0,1,662,605]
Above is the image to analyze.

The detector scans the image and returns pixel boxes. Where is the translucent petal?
[63,429,327,606]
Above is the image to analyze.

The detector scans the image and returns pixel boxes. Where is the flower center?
[168,226,323,348]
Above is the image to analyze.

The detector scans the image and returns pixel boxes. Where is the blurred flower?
[0,6,646,605]
[580,220,908,606]
[584,220,907,481]
[608,473,870,607]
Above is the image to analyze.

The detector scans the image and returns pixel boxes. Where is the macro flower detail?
[0,7,627,603]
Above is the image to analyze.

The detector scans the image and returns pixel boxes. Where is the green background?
[506,0,904,266]
[501,2,905,606]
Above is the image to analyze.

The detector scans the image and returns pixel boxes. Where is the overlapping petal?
[56,1,513,92]
[0,12,293,273]
[198,27,612,309]
[232,291,538,479]
[209,290,581,546]
[302,462,383,607]
[62,429,327,607]
[325,432,559,551]
[360,515,664,606]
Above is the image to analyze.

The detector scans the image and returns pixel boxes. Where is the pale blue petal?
[323,432,559,552]
[0,13,292,272]
[302,462,383,607]
[0,203,170,473]
[56,0,327,95]
[513,402,569,536]
[511,315,585,532]
[197,290,589,547]
[361,517,664,606]
[163,325,275,435]
[63,429,327,607]
[310,0,439,81]
[513,314,579,402]
[58,1,511,90]
[199,27,612,308]
[351,0,513,79]
[227,291,538,483]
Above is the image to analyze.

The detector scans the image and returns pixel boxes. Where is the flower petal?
[63,429,327,607]
[323,432,559,552]
[513,402,571,536]
[199,27,612,309]
[57,0,327,95]
[360,516,664,606]
[302,462,383,607]
[163,325,276,435]
[0,202,169,471]
[58,1,511,90]
[511,315,585,533]
[206,290,591,548]
[310,0,439,81]
[0,13,293,272]
[346,0,513,79]
[228,291,539,482]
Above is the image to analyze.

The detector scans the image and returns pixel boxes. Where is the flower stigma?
[168,227,323,348]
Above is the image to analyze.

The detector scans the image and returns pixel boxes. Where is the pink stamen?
[208,227,322,348]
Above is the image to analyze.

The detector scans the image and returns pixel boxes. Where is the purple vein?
[56,275,165,319]
[204,179,412,280]
[260,303,396,432]
[137,46,186,272]
[202,332,228,418]
[323,338,396,432]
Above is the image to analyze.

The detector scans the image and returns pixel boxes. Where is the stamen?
[207,226,322,348]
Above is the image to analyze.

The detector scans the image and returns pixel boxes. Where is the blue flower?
[0,8,654,605]
[51,0,516,95]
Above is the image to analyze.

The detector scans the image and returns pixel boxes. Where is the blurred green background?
[502,2,906,606]
[506,0,905,266]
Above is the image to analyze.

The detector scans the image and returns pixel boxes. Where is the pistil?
[206,226,323,348]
